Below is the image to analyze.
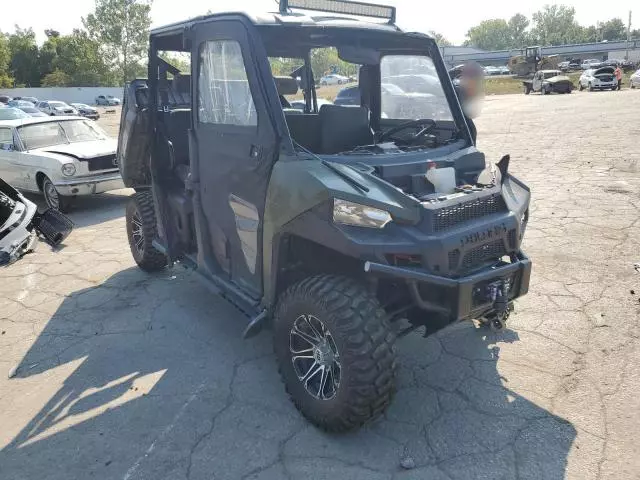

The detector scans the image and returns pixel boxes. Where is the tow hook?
[483,281,513,331]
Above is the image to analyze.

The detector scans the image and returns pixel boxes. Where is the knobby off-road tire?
[273,275,397,432]
[126,191,166,272]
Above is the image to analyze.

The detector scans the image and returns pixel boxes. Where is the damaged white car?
[0,116,125,212]
[1,176,73,266]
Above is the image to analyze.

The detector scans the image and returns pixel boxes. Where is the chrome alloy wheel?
[289,314,341,400]
[131,211,144,256]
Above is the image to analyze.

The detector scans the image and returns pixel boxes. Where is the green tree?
[465,19,512,50]
[41,69,71,86]
[530,5,585,45]
[429,31,451,46]
[83,0,152,85]
[38,31,61,80]
[508,14,530,47]
[56,30,116,86]
[599,18,627,41]
[8,27,40,86]
[0,33,13,87]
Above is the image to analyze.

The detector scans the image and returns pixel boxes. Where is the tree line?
[0,1,637,89]
[0,0,151,88]
[461,5,638,52]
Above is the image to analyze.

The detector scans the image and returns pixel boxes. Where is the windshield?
[18,120,108,150]
[0,108,30,120]
[543,72,560,79]
[49,101,68,108]
[380,55,453,122]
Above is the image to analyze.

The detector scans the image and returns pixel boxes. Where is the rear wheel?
[125,191,166,272]
[42,176,73,213]
[588,82,594,92]
[579,82,584,91]
[273,275,397,432]
[523,84,531,95]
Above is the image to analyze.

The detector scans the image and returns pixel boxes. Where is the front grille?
[386,254,422,268]
[433,194,506,232]
[86,154,117,171]
[462,240,507,270]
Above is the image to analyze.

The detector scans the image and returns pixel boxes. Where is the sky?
[2,0,636,46]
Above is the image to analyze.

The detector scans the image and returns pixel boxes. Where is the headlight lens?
[333,199,392,229]
[61,163,76,176]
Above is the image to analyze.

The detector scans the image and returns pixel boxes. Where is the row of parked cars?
[0,96,105,121]
[558,58,638,72]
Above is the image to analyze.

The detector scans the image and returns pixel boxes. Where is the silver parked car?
[37,100,78,116]
[578,67,617,91]
[630,69,640,89]
[95,94,121,106]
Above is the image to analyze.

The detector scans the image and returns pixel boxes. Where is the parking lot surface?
[1,91,639,480]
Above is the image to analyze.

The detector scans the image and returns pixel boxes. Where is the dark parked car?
[70,103,100,120]
[13,96,38,105]
[333,85,360,106]
[16,106,47,117]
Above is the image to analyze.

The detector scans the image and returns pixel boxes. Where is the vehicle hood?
[36,139,117,159]
[545,75,572,83]
[594,67,615,75]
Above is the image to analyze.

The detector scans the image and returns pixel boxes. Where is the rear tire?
[126,191,166,272]
[579,83,584,91]
[523,85,531,95]
[273,275,397,432]
[588,83,594,92]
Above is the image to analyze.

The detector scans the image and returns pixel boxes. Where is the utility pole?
[626,11,632,61]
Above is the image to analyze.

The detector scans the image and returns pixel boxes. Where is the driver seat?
[319,105,374,154]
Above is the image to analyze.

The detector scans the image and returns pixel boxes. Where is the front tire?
[125,191,166,272]
[42,176,73,213]
[273,275,397,432]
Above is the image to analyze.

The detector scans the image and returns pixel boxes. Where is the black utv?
[117,0,532,432]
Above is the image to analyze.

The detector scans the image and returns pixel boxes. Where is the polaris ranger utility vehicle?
[117,0,532,432]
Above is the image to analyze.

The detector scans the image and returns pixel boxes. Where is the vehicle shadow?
[22,188,132,228]
[0,267,576,479]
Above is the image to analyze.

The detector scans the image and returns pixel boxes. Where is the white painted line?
[123,382,206,480]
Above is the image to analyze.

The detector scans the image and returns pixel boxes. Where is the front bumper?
[54,173,125,196]
[365,251,532,322]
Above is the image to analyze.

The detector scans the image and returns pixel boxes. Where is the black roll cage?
[146,14,474,153]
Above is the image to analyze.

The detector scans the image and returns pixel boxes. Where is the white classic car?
[0,116,125,212]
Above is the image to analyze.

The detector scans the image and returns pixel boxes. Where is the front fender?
[262,157,420,307]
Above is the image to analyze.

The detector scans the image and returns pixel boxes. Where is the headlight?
[333,199,392,229]
[61,163,76,176]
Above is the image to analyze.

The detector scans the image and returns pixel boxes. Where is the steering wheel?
[378,119,437,144]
